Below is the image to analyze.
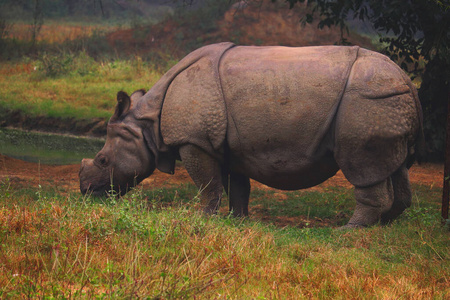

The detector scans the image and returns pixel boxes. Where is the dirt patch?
[0,154,443,228]
[0,154,443,194]
[0,154,187,194]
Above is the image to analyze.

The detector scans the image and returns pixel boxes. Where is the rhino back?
[220,46,358,178]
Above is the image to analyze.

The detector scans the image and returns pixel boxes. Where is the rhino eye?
[97,155,109,166]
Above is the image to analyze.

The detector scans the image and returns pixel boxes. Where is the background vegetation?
[0,53,165,119]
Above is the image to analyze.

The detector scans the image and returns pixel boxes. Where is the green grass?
[0,55,166,121]
[0,180,448,299]
[251,187,353,225]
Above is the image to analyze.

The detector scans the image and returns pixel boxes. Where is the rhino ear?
[111,91,131,122]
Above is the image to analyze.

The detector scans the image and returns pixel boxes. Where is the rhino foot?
[338,223,368,230]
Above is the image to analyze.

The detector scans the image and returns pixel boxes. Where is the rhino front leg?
[346,178,394,228]
[222,171,250,217]
[179,144,223,214]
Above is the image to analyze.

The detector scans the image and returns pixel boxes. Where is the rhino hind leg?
[381,165,412,223]
[222,171,250,217]
[345,178,395,228]
[179,144,223,214]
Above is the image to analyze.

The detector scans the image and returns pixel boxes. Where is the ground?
[0,154,444,228]
[0,153,443,199]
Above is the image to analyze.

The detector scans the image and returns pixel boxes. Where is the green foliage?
[35,52,74,77]
[34,50,98,78]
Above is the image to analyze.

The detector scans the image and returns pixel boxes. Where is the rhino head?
[79,89,173,196]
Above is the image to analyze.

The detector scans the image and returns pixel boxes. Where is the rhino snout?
[80,158,90,171]
[79,158,109,196]
[79,158,92,178]
[79,159,91,194]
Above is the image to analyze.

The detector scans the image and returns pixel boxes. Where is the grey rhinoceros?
[79,42,424,227]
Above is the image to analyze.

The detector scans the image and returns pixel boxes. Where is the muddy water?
[0,128,105,165]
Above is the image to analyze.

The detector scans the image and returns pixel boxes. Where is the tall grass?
[0,180,448,298]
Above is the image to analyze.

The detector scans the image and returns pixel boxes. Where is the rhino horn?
[129,89,146,109]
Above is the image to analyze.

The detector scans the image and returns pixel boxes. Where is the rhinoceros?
[79,42,424,227]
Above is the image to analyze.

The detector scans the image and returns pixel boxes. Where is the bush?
[35,52,73,77]
[34,50,98,78]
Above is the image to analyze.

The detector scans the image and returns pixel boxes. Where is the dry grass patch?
[5,23,114,44]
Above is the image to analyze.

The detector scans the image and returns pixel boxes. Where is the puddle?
[0,128,105,165]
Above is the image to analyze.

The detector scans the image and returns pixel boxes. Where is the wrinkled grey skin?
[80,42,424,228]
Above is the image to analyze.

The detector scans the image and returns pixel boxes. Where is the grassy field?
[0,180,448,299]
[0,56,166,120]
[0,20,178,123]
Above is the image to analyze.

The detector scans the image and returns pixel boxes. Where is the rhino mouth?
[80,180,134,197]
[79,159,113,197]
[80,178,111,197]
[79,158,143,197]
[79,172,133,197]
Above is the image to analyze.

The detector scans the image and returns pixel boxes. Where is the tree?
[30,0,44,48]
[278,0,450,220]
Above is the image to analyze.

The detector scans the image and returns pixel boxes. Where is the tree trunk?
[66,0,76,15]
[442,87,450,223]
[98,0,105,17]
[31,0,43,50]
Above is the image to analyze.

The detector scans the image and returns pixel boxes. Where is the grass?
[250,187,353,227]
[0,19,177,122]
[0,178,448,299]
[0,56,165,120]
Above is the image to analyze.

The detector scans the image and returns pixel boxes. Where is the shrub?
[35,52,74,77]
[34,50,99,78]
